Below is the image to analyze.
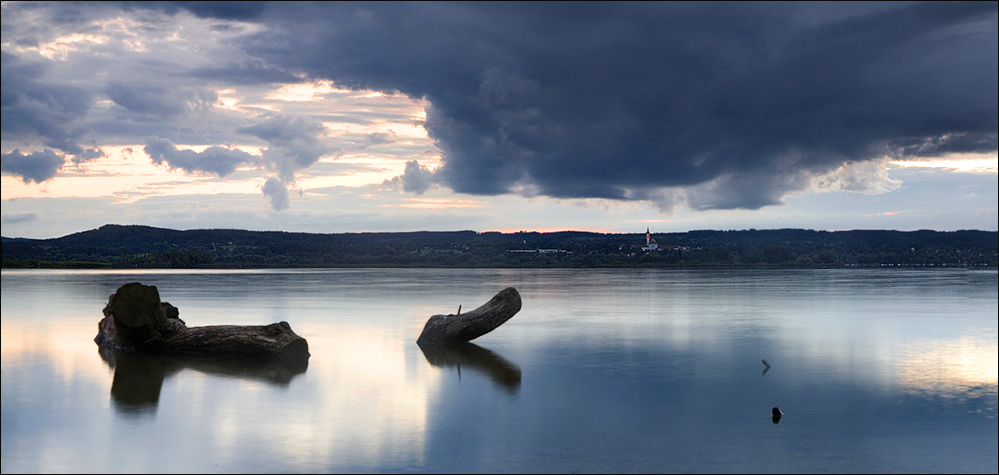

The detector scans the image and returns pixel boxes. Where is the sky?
[1,1,996,239]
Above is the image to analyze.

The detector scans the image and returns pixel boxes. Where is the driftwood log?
[417,287,522,344]
[95,282,309,359]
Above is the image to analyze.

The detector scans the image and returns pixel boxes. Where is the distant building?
[642,228,659,251]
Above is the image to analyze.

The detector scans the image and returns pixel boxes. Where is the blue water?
[2,268,996,473]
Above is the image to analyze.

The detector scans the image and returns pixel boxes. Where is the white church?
[642,228,659,251]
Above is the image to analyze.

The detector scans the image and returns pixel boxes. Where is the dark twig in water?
[761,358,771,375]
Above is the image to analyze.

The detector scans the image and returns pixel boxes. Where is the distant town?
[2,225,996,269]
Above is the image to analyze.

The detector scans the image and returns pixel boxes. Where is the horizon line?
[3,224,997,241]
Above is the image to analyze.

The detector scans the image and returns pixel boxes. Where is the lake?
[1,268,996,473]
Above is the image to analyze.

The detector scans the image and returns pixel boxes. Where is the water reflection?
[771,407,783,424]
[98,347,308,415]
[418,342,521,394]
[893,332,998,415]
[2,269,996,473]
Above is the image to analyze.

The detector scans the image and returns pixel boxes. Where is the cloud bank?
[229,2,997,209]
[2,1,996,214]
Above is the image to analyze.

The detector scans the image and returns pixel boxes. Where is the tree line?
[2,225,995,269]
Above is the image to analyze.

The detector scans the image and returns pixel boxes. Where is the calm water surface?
[2,268,996,473]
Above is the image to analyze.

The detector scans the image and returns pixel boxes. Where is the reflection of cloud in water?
[1,317,438,471]
[894,331,998,410]
[287,324,439,469]
[1,317,114,387]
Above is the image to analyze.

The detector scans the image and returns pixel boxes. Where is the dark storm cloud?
[144,138,260,177]
[1,149,65,184]
[184,1,997,209]
[139,1,271,21]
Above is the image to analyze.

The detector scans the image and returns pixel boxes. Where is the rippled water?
[2,268,996,473]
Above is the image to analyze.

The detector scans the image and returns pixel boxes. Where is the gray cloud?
[232,114,338,211]
[143,1,271,21]
[1,52,95,156]
[261,176,290,211]
[144,138,260,177]
[188,60,300,85]
[238,115,337,182]
[364,132,393,147]
[105,82,219,119]
[1,149,66,184]
[215,1,996,209]
[0,212,40,225]
[70,147,106,165]
[2,3,305,156]
[383,159,439,195]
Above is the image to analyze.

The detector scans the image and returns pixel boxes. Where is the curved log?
[417,287,522,344]
[95,282,309,359]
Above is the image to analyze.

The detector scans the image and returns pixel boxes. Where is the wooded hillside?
[2,225,996,269]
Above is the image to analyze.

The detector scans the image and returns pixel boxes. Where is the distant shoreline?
[3,224,995,270]
[1,262,992,270]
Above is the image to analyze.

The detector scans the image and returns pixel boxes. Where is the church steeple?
[643,227,658,251]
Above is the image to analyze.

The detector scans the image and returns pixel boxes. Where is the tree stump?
[416,287,522,344]
[95,282,309,359]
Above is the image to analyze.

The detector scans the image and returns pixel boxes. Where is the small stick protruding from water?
[457,305,461,315]
[761,358,771,375]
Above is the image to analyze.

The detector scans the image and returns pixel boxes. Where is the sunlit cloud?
[397,198,479,209]
[890,154,999,173]
[264,80,352,102]
[1,145,267,202]
[809,159,903,195]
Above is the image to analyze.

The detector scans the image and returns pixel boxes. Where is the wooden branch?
[95,282,309,359]
[417,287,522,344]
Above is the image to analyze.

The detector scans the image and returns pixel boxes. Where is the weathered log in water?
[417,287,522,344]
[95,282,309,359]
